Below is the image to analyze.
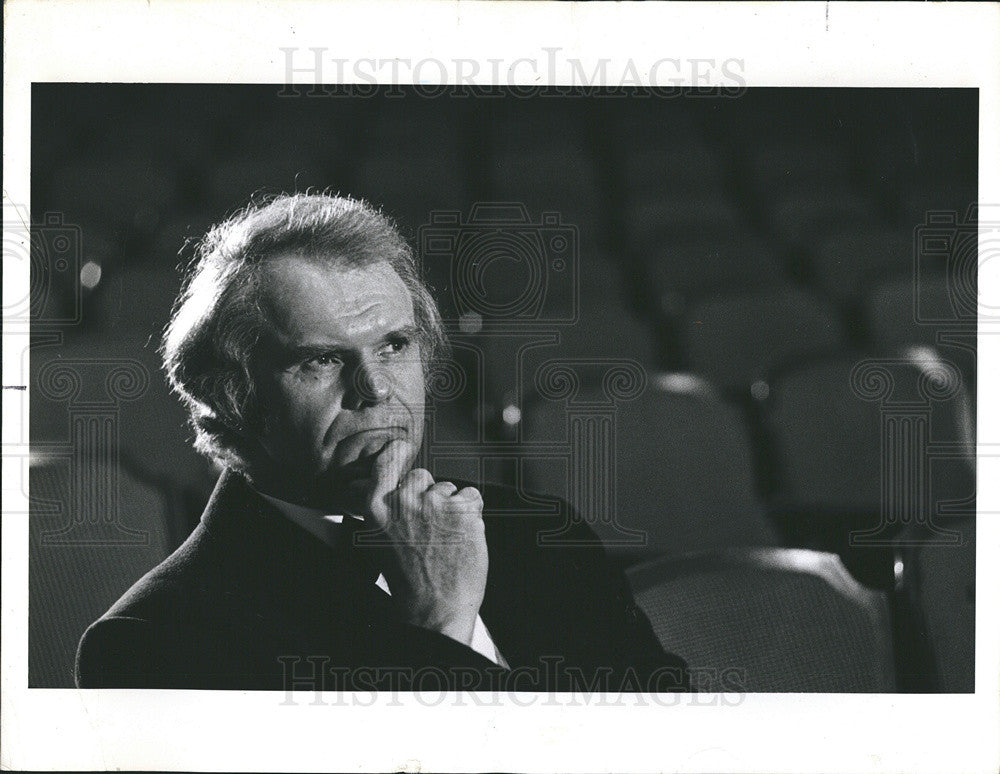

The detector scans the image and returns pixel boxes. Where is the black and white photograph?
[3,2,998,772]
[25,83,979,695]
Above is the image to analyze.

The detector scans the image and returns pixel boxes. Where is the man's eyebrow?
[282,342,350,362]
[381,324,420,343]
[281,325,420,362]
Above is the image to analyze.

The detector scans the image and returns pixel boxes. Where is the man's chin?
[331,429,406,471]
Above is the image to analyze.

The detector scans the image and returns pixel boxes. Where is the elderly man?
[76,193,687,692]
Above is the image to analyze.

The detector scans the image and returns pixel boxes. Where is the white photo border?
[3,1,999,772]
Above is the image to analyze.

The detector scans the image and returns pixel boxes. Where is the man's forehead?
[259,253,416,340]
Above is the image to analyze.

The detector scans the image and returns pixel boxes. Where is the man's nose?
[346,360,392,408]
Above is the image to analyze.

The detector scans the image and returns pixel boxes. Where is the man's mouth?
[333,427,407,471]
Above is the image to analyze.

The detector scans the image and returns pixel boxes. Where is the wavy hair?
[161,193,447,473]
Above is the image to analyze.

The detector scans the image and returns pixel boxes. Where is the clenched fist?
[353,439,488,647]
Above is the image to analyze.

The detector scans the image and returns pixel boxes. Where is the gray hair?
[161,192,447,472]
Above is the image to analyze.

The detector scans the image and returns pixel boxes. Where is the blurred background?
[28,85,977,691]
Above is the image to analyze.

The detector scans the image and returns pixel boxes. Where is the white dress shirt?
[256,490,507,667]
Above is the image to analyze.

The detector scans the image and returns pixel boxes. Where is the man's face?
[251,254,426,507]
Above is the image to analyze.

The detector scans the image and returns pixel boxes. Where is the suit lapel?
[198,470,388,649]
[199,471,534,669]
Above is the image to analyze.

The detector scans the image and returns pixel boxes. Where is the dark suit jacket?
[76,469,688,691]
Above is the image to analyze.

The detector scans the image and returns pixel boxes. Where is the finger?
[454,486,484,508]
[367,439,415,526]
[428,480,458,497]
[397,468,435,513]
[341,477,371,518]
[399,467,435,495]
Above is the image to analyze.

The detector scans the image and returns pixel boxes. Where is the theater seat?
[522,373,777,563]
[862,272,971,351]
[764,186,881,249]
[627,548,896,692]
[744,140,855,200]
[478,285,660,419]
[28,455,177,687]
[489,148,605,247]
[762,351,975,586]
[348,152,468,238]
[639,233,785,318]
[862,272,976,401]
[680,285,846,396]
[613,143,725,200]
[811,226,913,305]
[31,333,218,499]
[620,191,745,255]
[894,518,976,692]
[895,185,977,232]
[766,350,974,509]
[202,156,330,220]
[46,155,182,239]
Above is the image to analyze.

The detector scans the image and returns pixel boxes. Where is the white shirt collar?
[255,490,360,550]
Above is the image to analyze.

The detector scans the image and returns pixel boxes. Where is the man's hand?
[359,439,488,647]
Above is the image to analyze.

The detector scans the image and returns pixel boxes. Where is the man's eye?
[305,353,342,369]
[379,338,411,358]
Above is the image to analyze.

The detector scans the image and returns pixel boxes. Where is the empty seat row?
[893,517,976,692]
[42,155,967,269]
[55,218,974,426]
[422,348,974,578]
[520,374,778,564]
[626,518,975,694]
[29,341,975,687]
[678,284,845,395]
[627,548,897,692]
[764,350,975,525]
[432,266,970,406]
[28,455,179,688]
